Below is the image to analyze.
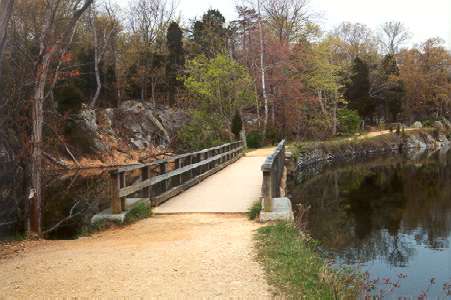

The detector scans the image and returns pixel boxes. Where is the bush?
[246,130,263,149]
[125,202,152,224]
[337,108,362,135]
[231,110,243,139]
[248,200,262,220]
[176,110,226,151]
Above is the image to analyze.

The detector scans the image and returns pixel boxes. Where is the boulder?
[67,109,109,153]
[405,134,427,151]
[412,121,423,129]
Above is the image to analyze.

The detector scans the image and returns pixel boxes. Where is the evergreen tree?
[344,57,375,121]
[166,22,185,106]
[192,10,228,58]
[231,110,243,139]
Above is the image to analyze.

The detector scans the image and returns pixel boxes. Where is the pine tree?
[344,57,375,121]
[166,22,185,106]
[231,110,243,139]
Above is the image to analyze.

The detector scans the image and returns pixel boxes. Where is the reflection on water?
[290,148,451,298]
[41,168,113,239]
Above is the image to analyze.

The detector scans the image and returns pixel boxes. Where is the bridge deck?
[154,148,274,214]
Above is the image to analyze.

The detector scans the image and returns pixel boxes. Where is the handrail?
[261,140,286,212]
[110,141,243,213]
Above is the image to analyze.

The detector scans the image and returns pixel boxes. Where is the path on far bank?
[0,150,276,298]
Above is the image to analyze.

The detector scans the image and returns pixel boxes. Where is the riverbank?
[292,128,450,169]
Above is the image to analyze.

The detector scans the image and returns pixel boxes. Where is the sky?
[118,0,451,49]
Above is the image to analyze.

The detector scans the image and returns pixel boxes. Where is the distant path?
[0,149,276,298]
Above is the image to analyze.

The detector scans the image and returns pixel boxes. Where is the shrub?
[246,130,263,149]
[248,200,262,220]
[176,110,226,151]
[125,202,152,224]
[337,108,362,135]
[231,110,243,139]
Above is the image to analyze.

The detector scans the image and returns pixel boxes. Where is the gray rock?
[441,118,451,130]
[68,109,109,153]
[412,121,423,128]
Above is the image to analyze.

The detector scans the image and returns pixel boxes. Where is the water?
[290,148,451,298]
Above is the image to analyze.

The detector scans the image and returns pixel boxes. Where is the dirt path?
[0,214,274,298]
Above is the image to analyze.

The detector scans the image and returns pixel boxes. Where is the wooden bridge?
[93,139,290,222]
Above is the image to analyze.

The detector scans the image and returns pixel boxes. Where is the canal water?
[290,148,451,298]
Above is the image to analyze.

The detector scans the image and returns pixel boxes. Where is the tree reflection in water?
[290,149,451,296]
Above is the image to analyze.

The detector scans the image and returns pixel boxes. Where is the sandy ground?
[0,214,275,298]
[154,156,267,214]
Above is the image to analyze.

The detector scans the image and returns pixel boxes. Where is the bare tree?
[89,0,118,108]
[30,0,93,237]
[332,22,377,61]
[128,0,176,104]
[257,0,269,137]
[262,0,312,43]
[379,21,410,54]
[0,0,14,76]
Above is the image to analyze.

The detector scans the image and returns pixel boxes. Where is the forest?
[0,0,450,236]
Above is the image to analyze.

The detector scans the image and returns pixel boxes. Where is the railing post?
[142,166,151,199]
[111,171,125,214]
[262,170,273,212]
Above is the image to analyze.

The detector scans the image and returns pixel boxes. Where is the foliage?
[181,54,254,146]
[166,22,185,106]
[125,202,152,224]
[337,108,362,135]
[191,9,228,58]
[246,131,264,149]
[255,222,361,299]
[231,110,243,139]
[177,110,226,151]
[344,57,375,121]
[247,200,262,220]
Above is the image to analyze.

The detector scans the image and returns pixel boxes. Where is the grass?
[248,200,262,220]
[79,202,152,237]
[255,222,361,299]
[124,202,152,224]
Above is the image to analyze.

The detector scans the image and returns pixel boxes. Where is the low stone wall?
[295,129,450,170]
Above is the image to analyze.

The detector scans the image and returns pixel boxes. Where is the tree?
[344,57,375,122]
[379,21,410,55]
[183,54,255,140]
[30,0,93,237]
[262,0,313,43]
[370,54,405,121]
[192,9,228,58]
[0,0,14,77]
[166,21,184,106]
[89,0,119,107]
[231,110,243,139]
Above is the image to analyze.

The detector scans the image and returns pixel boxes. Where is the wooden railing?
[110,141,243,214]
[261,140,286,212]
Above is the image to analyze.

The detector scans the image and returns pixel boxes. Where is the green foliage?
[125,202,152,224]
[248,200,262,220]
[179,54,254,150]
[246,131,263,149]
[231,110,243,139]
[177,110,226,151]
[55,85,84,113]
[344,57,375,120]
[337,108,362,135]
[255,222,361,299]
[192,10,228,58]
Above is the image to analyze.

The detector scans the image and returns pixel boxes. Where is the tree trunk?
[332,90,337,136]
[90,2,101,108]
[0,0,14,79]
[257,0,269,137]
[30,0,93,237]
